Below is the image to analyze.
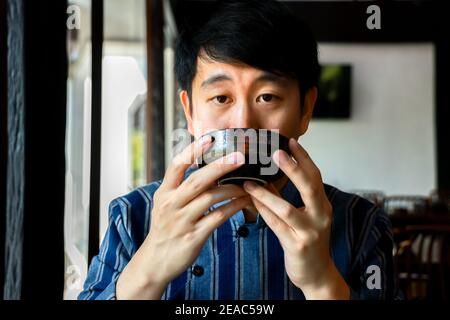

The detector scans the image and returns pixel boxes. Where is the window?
[64,0,149,300]
[63,0,178,299]
[100,0,147,244]
[64,0,92,300]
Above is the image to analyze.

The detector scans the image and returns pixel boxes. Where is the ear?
[180,90,195,135]
[299,86,318,135]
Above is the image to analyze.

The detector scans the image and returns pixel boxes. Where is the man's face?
[180,55,317,140]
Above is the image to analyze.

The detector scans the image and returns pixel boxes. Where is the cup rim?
[198,128,290,140]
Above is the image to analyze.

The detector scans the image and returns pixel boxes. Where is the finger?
[288,138,312,166]
[266,183,282,197]
[288,139,330,210]
[250,196,293,245]
[243,181,305,230]
[184,184,248,221]
[161,135,214,190]
[273,139,327,212]
[174,152,245,207]
[195,196,251,235]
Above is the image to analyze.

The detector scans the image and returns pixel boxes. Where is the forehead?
[195,56,260,81]
[193,55,291,88]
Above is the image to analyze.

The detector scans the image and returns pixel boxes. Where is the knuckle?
[169,160,185,175]
[271,219,280,229]
[315,165,322,176]
[201,191,216,205]
[211,160,226,173]
[214,208,228,222]
[303,149,312,161]
[319,210,332,230]
[315,168,324,182]
[154,186,167,199]
[154,192,173,211]
[295,229,319,249]
[312,199,332,218]
[186,176,202,192]
[322,216,332,229]
[250,187,262,197]
[306,184,321,198]
[153,188,161,200]
[323,201,333,215]
[280,205,294,219]
[270,217,282,230]
[171,153,183,167]
[284,160,297,173]
[307,230,320,243]
[182,231,196,243]
[294,242,306,253]
[173,209,185,220]
[289,164,302,178]
[159,199,171,211]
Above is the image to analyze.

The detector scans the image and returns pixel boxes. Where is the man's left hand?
[243,138,350,300]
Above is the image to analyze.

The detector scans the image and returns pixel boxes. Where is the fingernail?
[199,135,213,146]
[289,138,299,148]
[244,181,257,191]
[275,150,289,165]
[236,152,245,164]
[189,162,198,170]
[225,152,245,164]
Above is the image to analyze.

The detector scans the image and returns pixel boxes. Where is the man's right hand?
[116,135,250,299]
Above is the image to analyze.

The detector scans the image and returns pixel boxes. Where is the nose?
[231,102,258,129]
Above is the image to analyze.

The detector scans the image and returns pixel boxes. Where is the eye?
[257,94,276,103]
[213,95,229,104]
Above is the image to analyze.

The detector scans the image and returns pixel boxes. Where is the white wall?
[300,44,436,196]
[100,56,146,239]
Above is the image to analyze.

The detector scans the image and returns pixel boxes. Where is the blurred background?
[1,0,449,300]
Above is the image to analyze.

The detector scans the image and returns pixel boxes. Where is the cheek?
[191,100,228,137]
[263,104,302,135]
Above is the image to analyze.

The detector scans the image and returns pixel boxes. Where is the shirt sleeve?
[347,207,401,300]
[78,199,132,300]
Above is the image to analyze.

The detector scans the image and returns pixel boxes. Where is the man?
[79,0,397,300]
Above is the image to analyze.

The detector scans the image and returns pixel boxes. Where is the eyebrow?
[254,72,288,85]
[200,74,232,88]
[200,72,288,89]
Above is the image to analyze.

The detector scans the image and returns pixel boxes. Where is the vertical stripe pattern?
[79,167,399,300]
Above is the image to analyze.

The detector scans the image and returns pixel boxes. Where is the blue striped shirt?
[78,167,397,300]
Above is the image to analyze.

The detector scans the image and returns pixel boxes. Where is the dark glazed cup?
[197,128,291,186]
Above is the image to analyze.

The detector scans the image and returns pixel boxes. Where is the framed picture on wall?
[313,64,352,119]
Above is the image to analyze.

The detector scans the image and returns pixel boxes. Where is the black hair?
[175,0,319,112]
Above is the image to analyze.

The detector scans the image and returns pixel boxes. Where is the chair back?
[393,224,450,300]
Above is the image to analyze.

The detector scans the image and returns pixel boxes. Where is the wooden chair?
[393,224,450,300]
[383,195,430,216]
[429,189,450,214]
